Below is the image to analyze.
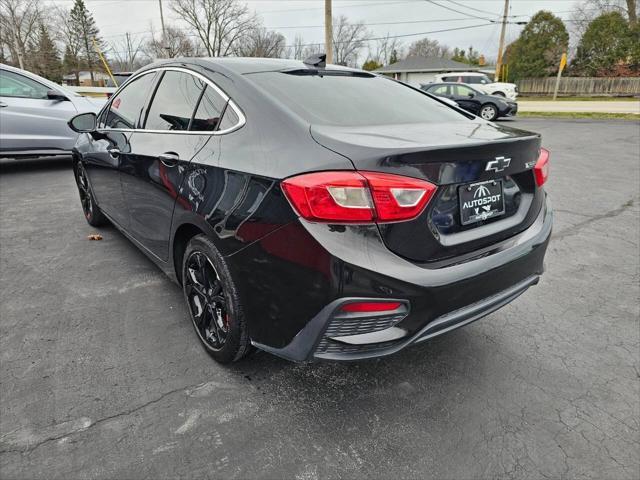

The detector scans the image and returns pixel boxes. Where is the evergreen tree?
[505,11,569,80]
[30,24,62,82]
[572,11,638,75]
[69,0,104,84]
[63,44,80,84]
[362,59,383,71]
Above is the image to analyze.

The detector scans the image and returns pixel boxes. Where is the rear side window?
[250,72,465,127]
[218,104,239,131]
[459,85,478,97]
[464,76,480,84]
[0,70,49,99]
[103,72,156,129]
[190,86,227,132]
[429,85,450,95]
[442,76,460,82]
[145,71,204,131]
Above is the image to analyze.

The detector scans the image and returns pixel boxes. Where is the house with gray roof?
[374,55,484,86]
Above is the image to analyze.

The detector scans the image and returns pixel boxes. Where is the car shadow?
[0,156,72,174]
[226,324,488,403]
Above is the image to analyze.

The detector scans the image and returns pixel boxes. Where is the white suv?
[432,72,518,101]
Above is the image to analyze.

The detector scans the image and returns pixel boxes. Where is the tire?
[479,103,499,121]
[181,234,251,363]
[492,91,506,97]
[74,161,107,227]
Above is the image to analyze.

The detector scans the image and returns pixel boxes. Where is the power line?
[101,16,489,39]
[422,0,496,22]
[259,0,422,14]
[268,17,494,29]
[293,22,494,47]
[443,0,503,17]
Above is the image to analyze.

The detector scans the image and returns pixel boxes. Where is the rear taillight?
[534,148,550,187]
[281,171,437,224]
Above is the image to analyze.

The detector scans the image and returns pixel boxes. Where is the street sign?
[559,52,567,72]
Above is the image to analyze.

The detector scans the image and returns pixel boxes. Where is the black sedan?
[421,82,518,121]
[69,56,551,363]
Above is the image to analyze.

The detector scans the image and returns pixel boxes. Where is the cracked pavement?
[1,118,639,479]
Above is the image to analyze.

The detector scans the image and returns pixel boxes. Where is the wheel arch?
[172,222,206,285]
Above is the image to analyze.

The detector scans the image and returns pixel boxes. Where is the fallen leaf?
[87,234,103,241]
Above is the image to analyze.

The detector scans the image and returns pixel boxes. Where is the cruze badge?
[486,156,511,172]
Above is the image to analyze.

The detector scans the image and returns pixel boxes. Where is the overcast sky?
[50,0,585,60]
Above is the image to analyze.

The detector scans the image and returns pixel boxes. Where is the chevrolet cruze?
[69,56,552,363]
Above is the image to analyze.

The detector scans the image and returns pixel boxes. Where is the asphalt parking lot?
[1,118,638,479]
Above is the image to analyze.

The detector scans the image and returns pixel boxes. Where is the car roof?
[427,82,476,86]
[137,57,363,76]
[437,71,486,76]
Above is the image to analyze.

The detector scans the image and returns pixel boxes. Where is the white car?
[432,72,518,101]
[0,63,105,159]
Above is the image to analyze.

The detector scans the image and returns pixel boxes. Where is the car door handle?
[0,101,8,108]
[107,148,120,158]
[158,152,180,167]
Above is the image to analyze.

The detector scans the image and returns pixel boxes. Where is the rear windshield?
[248,71,467,126]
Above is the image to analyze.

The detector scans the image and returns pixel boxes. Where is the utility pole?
[325,0,333,64]
[158,0,168,57]
[494,0,509,82]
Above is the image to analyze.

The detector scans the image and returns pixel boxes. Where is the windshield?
[248,71,468,127]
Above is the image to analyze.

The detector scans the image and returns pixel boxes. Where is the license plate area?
[458,179,505,225]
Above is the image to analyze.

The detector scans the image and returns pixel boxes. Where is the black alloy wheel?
[184,251,229,350]
[181,235,251,363]
[75,162,106,226]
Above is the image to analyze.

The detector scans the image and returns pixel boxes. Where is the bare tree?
[0,0,41,69]
[109,32,148,71]
[233,27,286,58]
[171,0,258,56]
[407,37,450,58]
[303,42,324,60]
[370,33,404,65]
[285,34,305,60]
[332,15,369,66]
[146,24,200,59]
[571,0,639,36]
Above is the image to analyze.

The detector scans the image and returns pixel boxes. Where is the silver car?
[0,64,104,158]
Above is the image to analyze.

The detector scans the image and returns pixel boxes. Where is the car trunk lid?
[310,120,544,263]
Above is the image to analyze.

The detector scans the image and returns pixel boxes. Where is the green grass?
[518,111,639,120]
[518,96,638,102]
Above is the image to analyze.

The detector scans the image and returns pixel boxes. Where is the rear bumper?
[253,199,552,362]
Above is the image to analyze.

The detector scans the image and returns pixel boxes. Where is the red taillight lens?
[340,301,402,313]
[363,171,437,222]
[534,148,550,187]
[281,171,437,224]
[280,171,373,222]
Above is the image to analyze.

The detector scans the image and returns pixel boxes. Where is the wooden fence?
[517,77,640,96]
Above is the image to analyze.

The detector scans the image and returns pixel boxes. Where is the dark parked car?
[69,57,551,364]
[421,82,518,121]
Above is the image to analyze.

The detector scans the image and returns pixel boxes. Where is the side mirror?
[468,92,475,98]
[47,89,69,101]
[68,112,97,133]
